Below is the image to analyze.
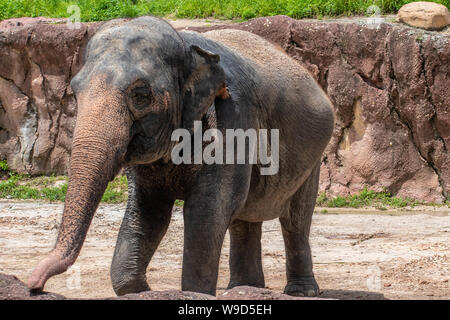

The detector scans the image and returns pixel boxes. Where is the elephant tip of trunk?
[27,277,45,292]
[27,252,73,292]
[27,267,50,292]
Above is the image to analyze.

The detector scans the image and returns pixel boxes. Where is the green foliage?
[316,192,328,206]
[0,164,128,203]
[101,175,128,203]
[40,183,68,201]
[0,0,448,21]
[0,170,183,206]
[317,187,424,208]
[0,171,67,201]
[0,160,8,172]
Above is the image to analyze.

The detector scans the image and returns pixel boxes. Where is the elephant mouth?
[125,120,173,166]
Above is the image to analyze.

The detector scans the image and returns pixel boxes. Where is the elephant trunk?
[28,85,131,291]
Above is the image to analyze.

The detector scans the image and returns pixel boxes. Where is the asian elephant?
[28,16,334,297]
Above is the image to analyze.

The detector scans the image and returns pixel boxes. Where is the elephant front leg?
[182,214,229,295]
[228,219,265,289]
[110,169,174,296]
[181,165,251,295]
[280,162,321,297]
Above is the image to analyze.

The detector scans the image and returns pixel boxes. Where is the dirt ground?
[0,200,448,300]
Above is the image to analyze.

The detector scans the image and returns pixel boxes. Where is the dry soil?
[0,200,448,299]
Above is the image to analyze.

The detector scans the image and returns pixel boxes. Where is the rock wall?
[0,18,100,174]
[0,16,448,202]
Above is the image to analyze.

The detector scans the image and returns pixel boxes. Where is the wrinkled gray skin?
[28,17,334,297]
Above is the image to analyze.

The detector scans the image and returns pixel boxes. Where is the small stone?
[53,180,66,188]
[397,1,450,31]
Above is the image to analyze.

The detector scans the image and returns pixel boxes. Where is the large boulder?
[397,1,450,31]
[0,16,448,202]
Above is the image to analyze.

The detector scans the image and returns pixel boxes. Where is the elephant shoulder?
[202,29,310,82]
[179,30,259,85]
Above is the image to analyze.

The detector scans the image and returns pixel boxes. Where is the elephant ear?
[182,45,226,132]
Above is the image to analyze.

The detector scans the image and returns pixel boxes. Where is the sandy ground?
[0,200,448,300]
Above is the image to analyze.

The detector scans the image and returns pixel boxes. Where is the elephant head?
[28,16,226,291]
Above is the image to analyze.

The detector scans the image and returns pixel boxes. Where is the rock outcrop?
[0,273,65,300]
[0,272,321,300]
[0,16,448,202]
[0,19,101,174]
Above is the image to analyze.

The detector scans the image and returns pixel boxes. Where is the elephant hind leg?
[110,168,173,296]
[279,162,321,297]
[227,219,265,289]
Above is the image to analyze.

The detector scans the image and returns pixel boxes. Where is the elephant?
[27,16,335,297]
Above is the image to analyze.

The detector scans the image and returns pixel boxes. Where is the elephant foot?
[284,276,319,297]
[227,279,265,290]
[112,276,151,296]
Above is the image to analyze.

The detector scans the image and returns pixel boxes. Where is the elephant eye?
[130,85,152,110]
